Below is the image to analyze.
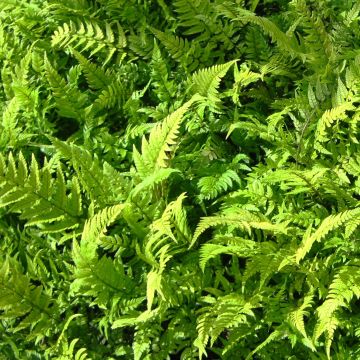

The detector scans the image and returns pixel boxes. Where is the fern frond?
[296,208,360,263]
[71,205,134,308]
[52,138,129,205]
[237,9,300,56]
[44,56,88,122]
[0,258,58,341]
[198,169,240,200]
[188,60,236,112]
[288,293,314,340]
[173,0,213,37]
[133,99,194,178]
[194,294,259,357]
[52,20,126,65]
[199,241,257,271]
[0,152,83,234]
[149,27,193,67]
[71,49,113,90]
[315,102,355,146]
[245,326,286,360]
[191,209,287,248]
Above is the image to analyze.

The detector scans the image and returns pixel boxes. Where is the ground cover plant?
[1,0,360,359]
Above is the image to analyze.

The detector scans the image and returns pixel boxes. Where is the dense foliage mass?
[1,0,360,358]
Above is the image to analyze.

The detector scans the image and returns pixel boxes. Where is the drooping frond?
[191,208,288,247]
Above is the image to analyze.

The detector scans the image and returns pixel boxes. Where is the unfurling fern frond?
[52,20,126,65]
[0,152,83,234]
[133,99,195,179]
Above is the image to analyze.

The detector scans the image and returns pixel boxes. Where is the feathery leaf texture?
[0,152,82,233]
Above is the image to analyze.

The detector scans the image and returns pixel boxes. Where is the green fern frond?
[173,0,213,37]
[71,49,113,90]
[191,209,287,248]
[52,20,126,65]
[0,152,83,234]
[71,205,134,308]
[288,293,315,340]
[296,208,360,263]
[188,60,236,112]
[0,258,59,341]
[315,102,355,146]
[199,241,257,271]
[237,9,300,56]
[133,99,195,178]
[194,294,259,358]
[149,27,194,67]
[52,138,129,205]
[198,169,240,200]
[245,326,286,360]
[44,56,88,122]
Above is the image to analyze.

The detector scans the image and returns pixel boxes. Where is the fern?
[0,257,59,341]
[296,208,360,263]
[52,20,126,65]
[52,138,129,206]
[2,0,360,358]
[0,152,83,234]
[71,205,134,309]
[133,98,195,178]
[188,60,236,112]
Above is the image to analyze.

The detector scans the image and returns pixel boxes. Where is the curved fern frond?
[199,241,257,271]
[52,20,126,65]
[191,209,287,248]
[198,169,240,200]
[288,293,315,341]
[238,9,300,56]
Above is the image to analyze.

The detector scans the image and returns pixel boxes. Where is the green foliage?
[1,0,360,359]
